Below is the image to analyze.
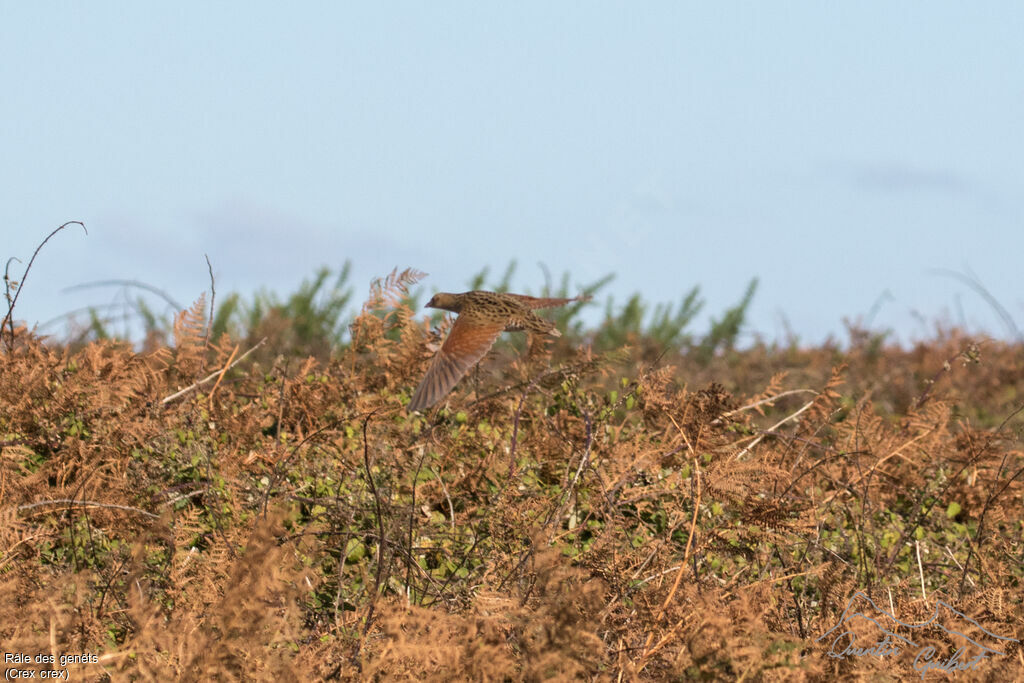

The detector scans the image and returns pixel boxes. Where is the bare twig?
[944,545,975,588]
[637,415,701,670]
[430,466,456,532]
[540,408,595,533]
[207,344,239,404]
[158,489,206,508]
[261,415,349,517]
[3,256,22,314]
[655,427,700,618]
[356,408,387,664]
[18,499,159,520]
[915,539,927,600]
[506,370,545,475]
[405,446,430,602]
[820,425,936,506]
[959,462,1024,593]
[467,356,600,408]
[3,221,87,351]
[929,268,1020,341]
[61,278,182,311]
[730,397,817,461]
[912,341,985,410]
[499,406,595,598]
[718,388,818,420]
[203,253,216,367]
[161,337,266,404]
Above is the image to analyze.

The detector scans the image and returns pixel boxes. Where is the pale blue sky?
[3,3,1022,344]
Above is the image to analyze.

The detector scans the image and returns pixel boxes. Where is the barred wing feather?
[407,317,505,412]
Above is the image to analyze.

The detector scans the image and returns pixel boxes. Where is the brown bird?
[407,290,589,412]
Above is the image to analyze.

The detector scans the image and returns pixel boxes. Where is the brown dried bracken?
[408,290,589,412]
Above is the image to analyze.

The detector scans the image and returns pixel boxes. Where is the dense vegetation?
[2,231,1021,680]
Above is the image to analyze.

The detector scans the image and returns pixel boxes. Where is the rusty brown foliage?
[1,270,1022,681]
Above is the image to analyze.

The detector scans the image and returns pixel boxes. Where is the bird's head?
[425,292,461,312]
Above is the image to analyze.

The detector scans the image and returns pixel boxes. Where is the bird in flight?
[408,290,589,412]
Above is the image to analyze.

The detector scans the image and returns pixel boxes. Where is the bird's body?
[407,290,587,412]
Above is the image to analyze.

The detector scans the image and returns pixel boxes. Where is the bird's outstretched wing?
[505,294,591,309]
[407,316,505,412]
